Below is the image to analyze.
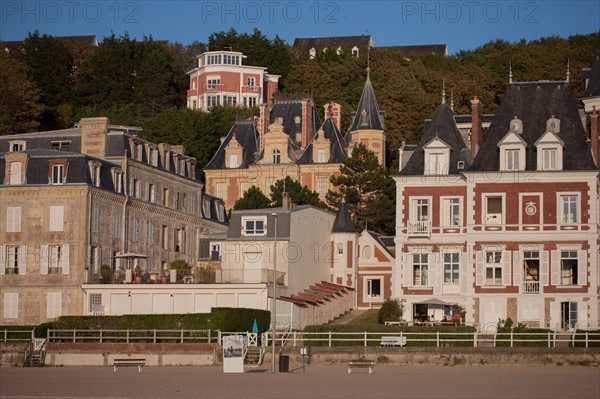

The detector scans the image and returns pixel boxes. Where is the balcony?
[242,85,261,94]
[407,221,431,237]
[202,83,226,92]
[442,282,460,294]
[522,280,540,294]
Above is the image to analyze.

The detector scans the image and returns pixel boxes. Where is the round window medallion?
[363,245,372,260]
[525,202,537,216]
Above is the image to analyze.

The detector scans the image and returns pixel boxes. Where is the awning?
[113,252,148,259]
[414,298,453,306]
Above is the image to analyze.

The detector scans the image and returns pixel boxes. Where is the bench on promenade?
[348,360,375,374]
[380,336,407,347]
[113,358,146,372]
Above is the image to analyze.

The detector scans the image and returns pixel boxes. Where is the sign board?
[222,335,244,373]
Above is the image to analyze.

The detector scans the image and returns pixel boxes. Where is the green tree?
[233,186,271,210]
[169,260,191,282]
[0,51,44,134]
[377,299,404,324]
[270,176,326,208]
[326,144,395,235]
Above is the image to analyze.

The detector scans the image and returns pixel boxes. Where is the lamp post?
[271,212,278,373]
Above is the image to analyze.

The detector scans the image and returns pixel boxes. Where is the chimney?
[470,97,483,160]
[171,145,185,155]
[258,104,270,151]
[301,98,313,150]
[80,117,109,158]
[592,106,599,167]
[324,101,342,131]
[282,192,292,210]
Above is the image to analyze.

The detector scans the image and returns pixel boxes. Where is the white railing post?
[364,332,367,347]
[548,332,551,348]
[510,331,513,347]
[474,331,477,347]
[585,331,588,348]
[100,329,103,343]
[293,331,297,347]
[72,329,76,343]
[180,329,184,344]
[436,331,440,347]
[127,329,130,344]
[328,331,332,347]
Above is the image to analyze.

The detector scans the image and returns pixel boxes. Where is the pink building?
[186,50,280,111]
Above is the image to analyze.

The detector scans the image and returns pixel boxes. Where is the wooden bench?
[348,360,375,374]
[380,336,407,347]
[113,358,146,372]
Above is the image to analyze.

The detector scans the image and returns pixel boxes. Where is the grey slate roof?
[471,82,597,171]
[268,101,322,144]
[348,72,387,132]
[379,44,448,56]
[584,33,600,98]
[204,121,259,170]
[399,103,468,175]
[331,201,356,233]
[365,230,395,258]
[296,117,348,164]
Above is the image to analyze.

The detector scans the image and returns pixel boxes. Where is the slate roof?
[204,121,259,170]
[293,35,372,53]
[348,72,387,132]
[584,33,600,98]
[365,230,395,258]
[268,100,322,144]
[331,201,356,233]
[296,117,347,164]
[399,103,468,175]
[379,44,448,56]
[471,82,597,171]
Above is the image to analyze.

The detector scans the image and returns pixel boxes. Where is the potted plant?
[134,266,143,284]
[100,264,112,284]
[170,260,191,283]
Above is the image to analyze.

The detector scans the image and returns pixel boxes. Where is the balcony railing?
[442,282,460,294]
[407,221,431,237]
[522,281,540,294]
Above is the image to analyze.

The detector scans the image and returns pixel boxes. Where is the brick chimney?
[301,98,313,150]
[257,103,270,151]
[470,97,483,160]
[592,106,599,167]
[80,117,109,158]
[324,101,342,131]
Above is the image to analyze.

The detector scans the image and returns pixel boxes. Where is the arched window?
[272,149,281,164]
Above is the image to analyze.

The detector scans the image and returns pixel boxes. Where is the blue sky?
[1,1,599,53]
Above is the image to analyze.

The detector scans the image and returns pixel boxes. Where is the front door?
[560,302,577,330]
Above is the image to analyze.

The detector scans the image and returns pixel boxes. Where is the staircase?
[244,346,262,365]
[554,332,573,348]
[476,334,496,347]
[23,338,47,367]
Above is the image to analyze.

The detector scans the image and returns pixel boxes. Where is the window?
[351,46,359,57]
[366,279,381,298]
[52,164,64,184]
[146,222,154,246]
[523,250,540,293]
[542,148,557,170]
[4,245,20,274]
[443,253,460,283]
[317,148,326,163]
[224,95,237,105]
[309,48,316,59]
[485,250,502,285]
[3,293,18,319]
[89,162,101,187]
[247,77,256,87]
[131,218,139,243]
[216,183,227,201]
[49,206,64,232]
[361,109,368,126]
[6,206,21,233]
[442,198,461,226]
[113,212,121,238]
[559,195,578,224]
[47,292,62,319]
[560,251,578,285]
[427,153,445,174]
[148,184,156,203]
[112,170,123,193]
[505,149,520,170]
[337,243,344,255]
[9,141,25,152]
[48,245,62,274]
[316,177,328,196]
[485,196,503,225]
[207,78,220,89]
[163,188,169,207]
[412,254,428,286]
[162,225,168,249]
[176,192,182,210]
[174,228,185,253]
[207,95,220,109]
[229,154,239,168]
[89,293,102,313]
[242,217,266,236]
[9,162,22,185]
[246,97,257,107]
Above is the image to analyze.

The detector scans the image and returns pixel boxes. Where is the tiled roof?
[399,103,467,175]
[471,82,597,171]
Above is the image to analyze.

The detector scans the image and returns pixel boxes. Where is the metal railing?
[407,221,430,236]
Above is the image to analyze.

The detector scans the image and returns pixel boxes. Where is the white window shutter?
[502,251,511,286]
[7,207,21,232]
[577,300,588,328]
[19,245,27,275]
[513,251,521,286]
[62,244,70,275]
[551,250,559,286]
[403,260,412,288]
[460,251,468,293]
[40,245,49,275]
[47,292,62,319]
[0,245,6,275]
[540,251,549,287]
[577,250,586,286]
[475,251,484,286]
[49,206,64,232]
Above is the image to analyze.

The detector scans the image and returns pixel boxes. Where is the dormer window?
[336,47,342,55]
[498,119,526,171]
[535,122,564,171]
[88,161,101,187]
[423,137,450,175]
[49,159,68,185]
[272,149,281,164]
[361,109,368,126]
[9,140,26,152]
[505,149,520,170]
[111,168,123,193]
[351,46,359,57]
[546,116,560,134]
[309,48,316,59]
[510,116,523,134]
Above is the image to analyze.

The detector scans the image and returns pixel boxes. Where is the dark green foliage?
[377,299,404,324]
[270,176,326,208]
[169,260,191,282]
[327,144,396,235]
[233,186,271,210]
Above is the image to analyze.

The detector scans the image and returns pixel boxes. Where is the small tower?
[330,201,359,290]
[347,68,387,165]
